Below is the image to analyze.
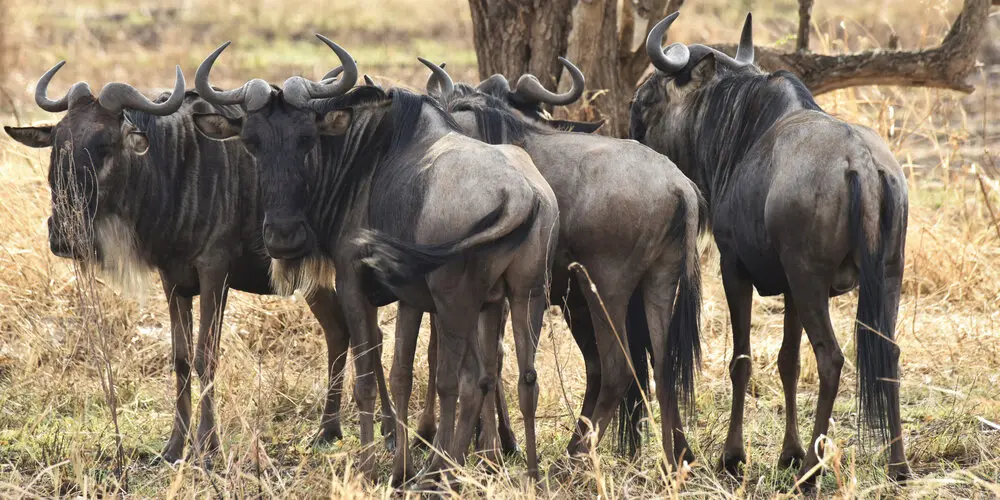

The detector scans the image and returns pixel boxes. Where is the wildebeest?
[191,38,560,484]
[422,59,704,468]
[4,62,395,463]
[632,12,910,482]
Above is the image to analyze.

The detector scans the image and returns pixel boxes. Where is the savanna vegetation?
[0,0,998,497]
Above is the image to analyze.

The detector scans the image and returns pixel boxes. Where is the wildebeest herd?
[4,12,911,490]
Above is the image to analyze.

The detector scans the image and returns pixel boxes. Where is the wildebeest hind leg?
[573,283,630,458]
[561,284,601,457]
[192,272,230,463]
[305,288,350,445]
[719,259,754,476]
[162,282,193,463]
[639,260,683,468]
[475,301,507,469]
[420,312,472,481]
[885,257,911,481]
[785,273,843,485]
[509,287,548,480]
[777,293,806,469]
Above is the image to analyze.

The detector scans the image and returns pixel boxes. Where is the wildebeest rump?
[632,12,910,482]
[423,59,704,468]
[192,38,559,485]
[4,63,394,463]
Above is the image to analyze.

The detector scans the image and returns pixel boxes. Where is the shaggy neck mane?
[688,70,821,206]
[443,84,549,145]
[304,87,459,246]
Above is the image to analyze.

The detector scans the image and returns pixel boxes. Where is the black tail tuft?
[666,197,702,417]
[848,170,897,443]
[618,290,651,458]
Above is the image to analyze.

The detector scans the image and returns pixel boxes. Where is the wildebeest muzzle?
[263,212,315,260]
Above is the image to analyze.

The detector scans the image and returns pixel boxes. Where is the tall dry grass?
[0,0,998,498]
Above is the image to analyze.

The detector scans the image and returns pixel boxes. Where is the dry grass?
[0,0,998,498]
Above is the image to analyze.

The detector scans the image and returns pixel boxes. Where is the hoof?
[391,462,416,489]
[888,462,913,483]
[413,422,437,450]
[313,426,343,446]
[162,439,185,464]
[383,430,397,453]
[503,442,522,458]
[777,447,806,470]
[718,449,747,477]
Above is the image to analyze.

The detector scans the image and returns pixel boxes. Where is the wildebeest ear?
[545,118,606,134]
[317,110,352,136]
[687,53,717,89]
[4,125,54,148]
[192,112,244,140]
[125,131,149,156]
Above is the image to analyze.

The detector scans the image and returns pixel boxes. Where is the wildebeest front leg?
[336,274,382,479]
[305,288,351,444]
[785,272,843,484]
[390,303,423,487]
[193,270,230,461]
[414,319,438,449]
[719,258,754,476]
[162,281,193,463]
[777,293,806,469]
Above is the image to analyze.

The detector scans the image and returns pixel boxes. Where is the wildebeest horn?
[283,35,357,107]
[735,12,754,64]
[34,61,94,113]
[97,66,186,115]
[364,75,376,87]
[196,41,273,111]
[476,74,511,95]
[511,57,585,106]
[322,66,344,82]
[646,12,690,75]
[419,58,453,96]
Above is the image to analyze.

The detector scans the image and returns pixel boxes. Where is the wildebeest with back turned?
[4,62,395,464]
[422,59,704,469]
[191,38,559,485]
[632,12,910,482]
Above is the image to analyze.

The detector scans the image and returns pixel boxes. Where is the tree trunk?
[468,0,576,91]
[565,0,633,137]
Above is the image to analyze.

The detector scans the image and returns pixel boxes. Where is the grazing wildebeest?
[4,62,395,463]
[422,59,704,468]
[191,38,559,484]
[632,12,910,482]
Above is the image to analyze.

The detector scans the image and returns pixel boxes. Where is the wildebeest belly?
[226,254,278,295]
[714,198,789,297]
[728,241,789,297]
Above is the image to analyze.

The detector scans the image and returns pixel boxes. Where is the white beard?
[92,214,153,301]
[269,254,337,297]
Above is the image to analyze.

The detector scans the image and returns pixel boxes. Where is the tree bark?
[797,0,814,52]
[713,0,991,95]
[468,0,576,91]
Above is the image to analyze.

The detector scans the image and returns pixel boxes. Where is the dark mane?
[689,68,822,203]
[442,84,547,145]
[305,87,460,245]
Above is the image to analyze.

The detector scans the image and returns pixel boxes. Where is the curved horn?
[645,12,691,74]
[511,57,585,106]
[300,34,357,98]
[196,41,273,111]
[734,12,754,64]
[418,57,453,96]
[364,75,376,87]
[34,61,92,112]
[322,66,344,82]
[97,66,185,115]
[476,74,511,95]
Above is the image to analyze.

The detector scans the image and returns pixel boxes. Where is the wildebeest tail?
[356,191,542,296]
[666,190,703,417]
[848,170,899,443]
[617,290,651,458]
